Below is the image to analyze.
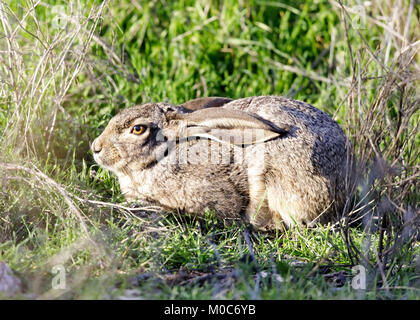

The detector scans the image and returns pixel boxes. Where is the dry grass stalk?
[334,0,419,280]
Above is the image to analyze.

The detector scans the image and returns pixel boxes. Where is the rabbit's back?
[223,96,348,175]
[222,96,350,228]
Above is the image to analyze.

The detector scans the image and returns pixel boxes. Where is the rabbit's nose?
[92,139,102,154]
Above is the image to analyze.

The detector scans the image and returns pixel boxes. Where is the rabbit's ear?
[180,97,233,111]
[169,107,289,146]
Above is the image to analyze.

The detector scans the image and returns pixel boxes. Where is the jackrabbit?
[92,96,351,230]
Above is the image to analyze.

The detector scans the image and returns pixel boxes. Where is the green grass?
[0,0,419,299]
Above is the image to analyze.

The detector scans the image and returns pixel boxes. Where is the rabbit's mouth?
[92,143,128,173]
[92,137,118,168]
[92,152,104,166]
[94,156,129,175]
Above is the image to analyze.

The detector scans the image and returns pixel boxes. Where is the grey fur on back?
[222,96,349,228]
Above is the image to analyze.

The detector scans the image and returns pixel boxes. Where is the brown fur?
[92,96,351,230]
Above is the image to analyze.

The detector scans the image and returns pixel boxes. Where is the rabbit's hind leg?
[245,162,286,231]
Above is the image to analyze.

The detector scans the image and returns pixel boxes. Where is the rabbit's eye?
[132,125,146,135]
